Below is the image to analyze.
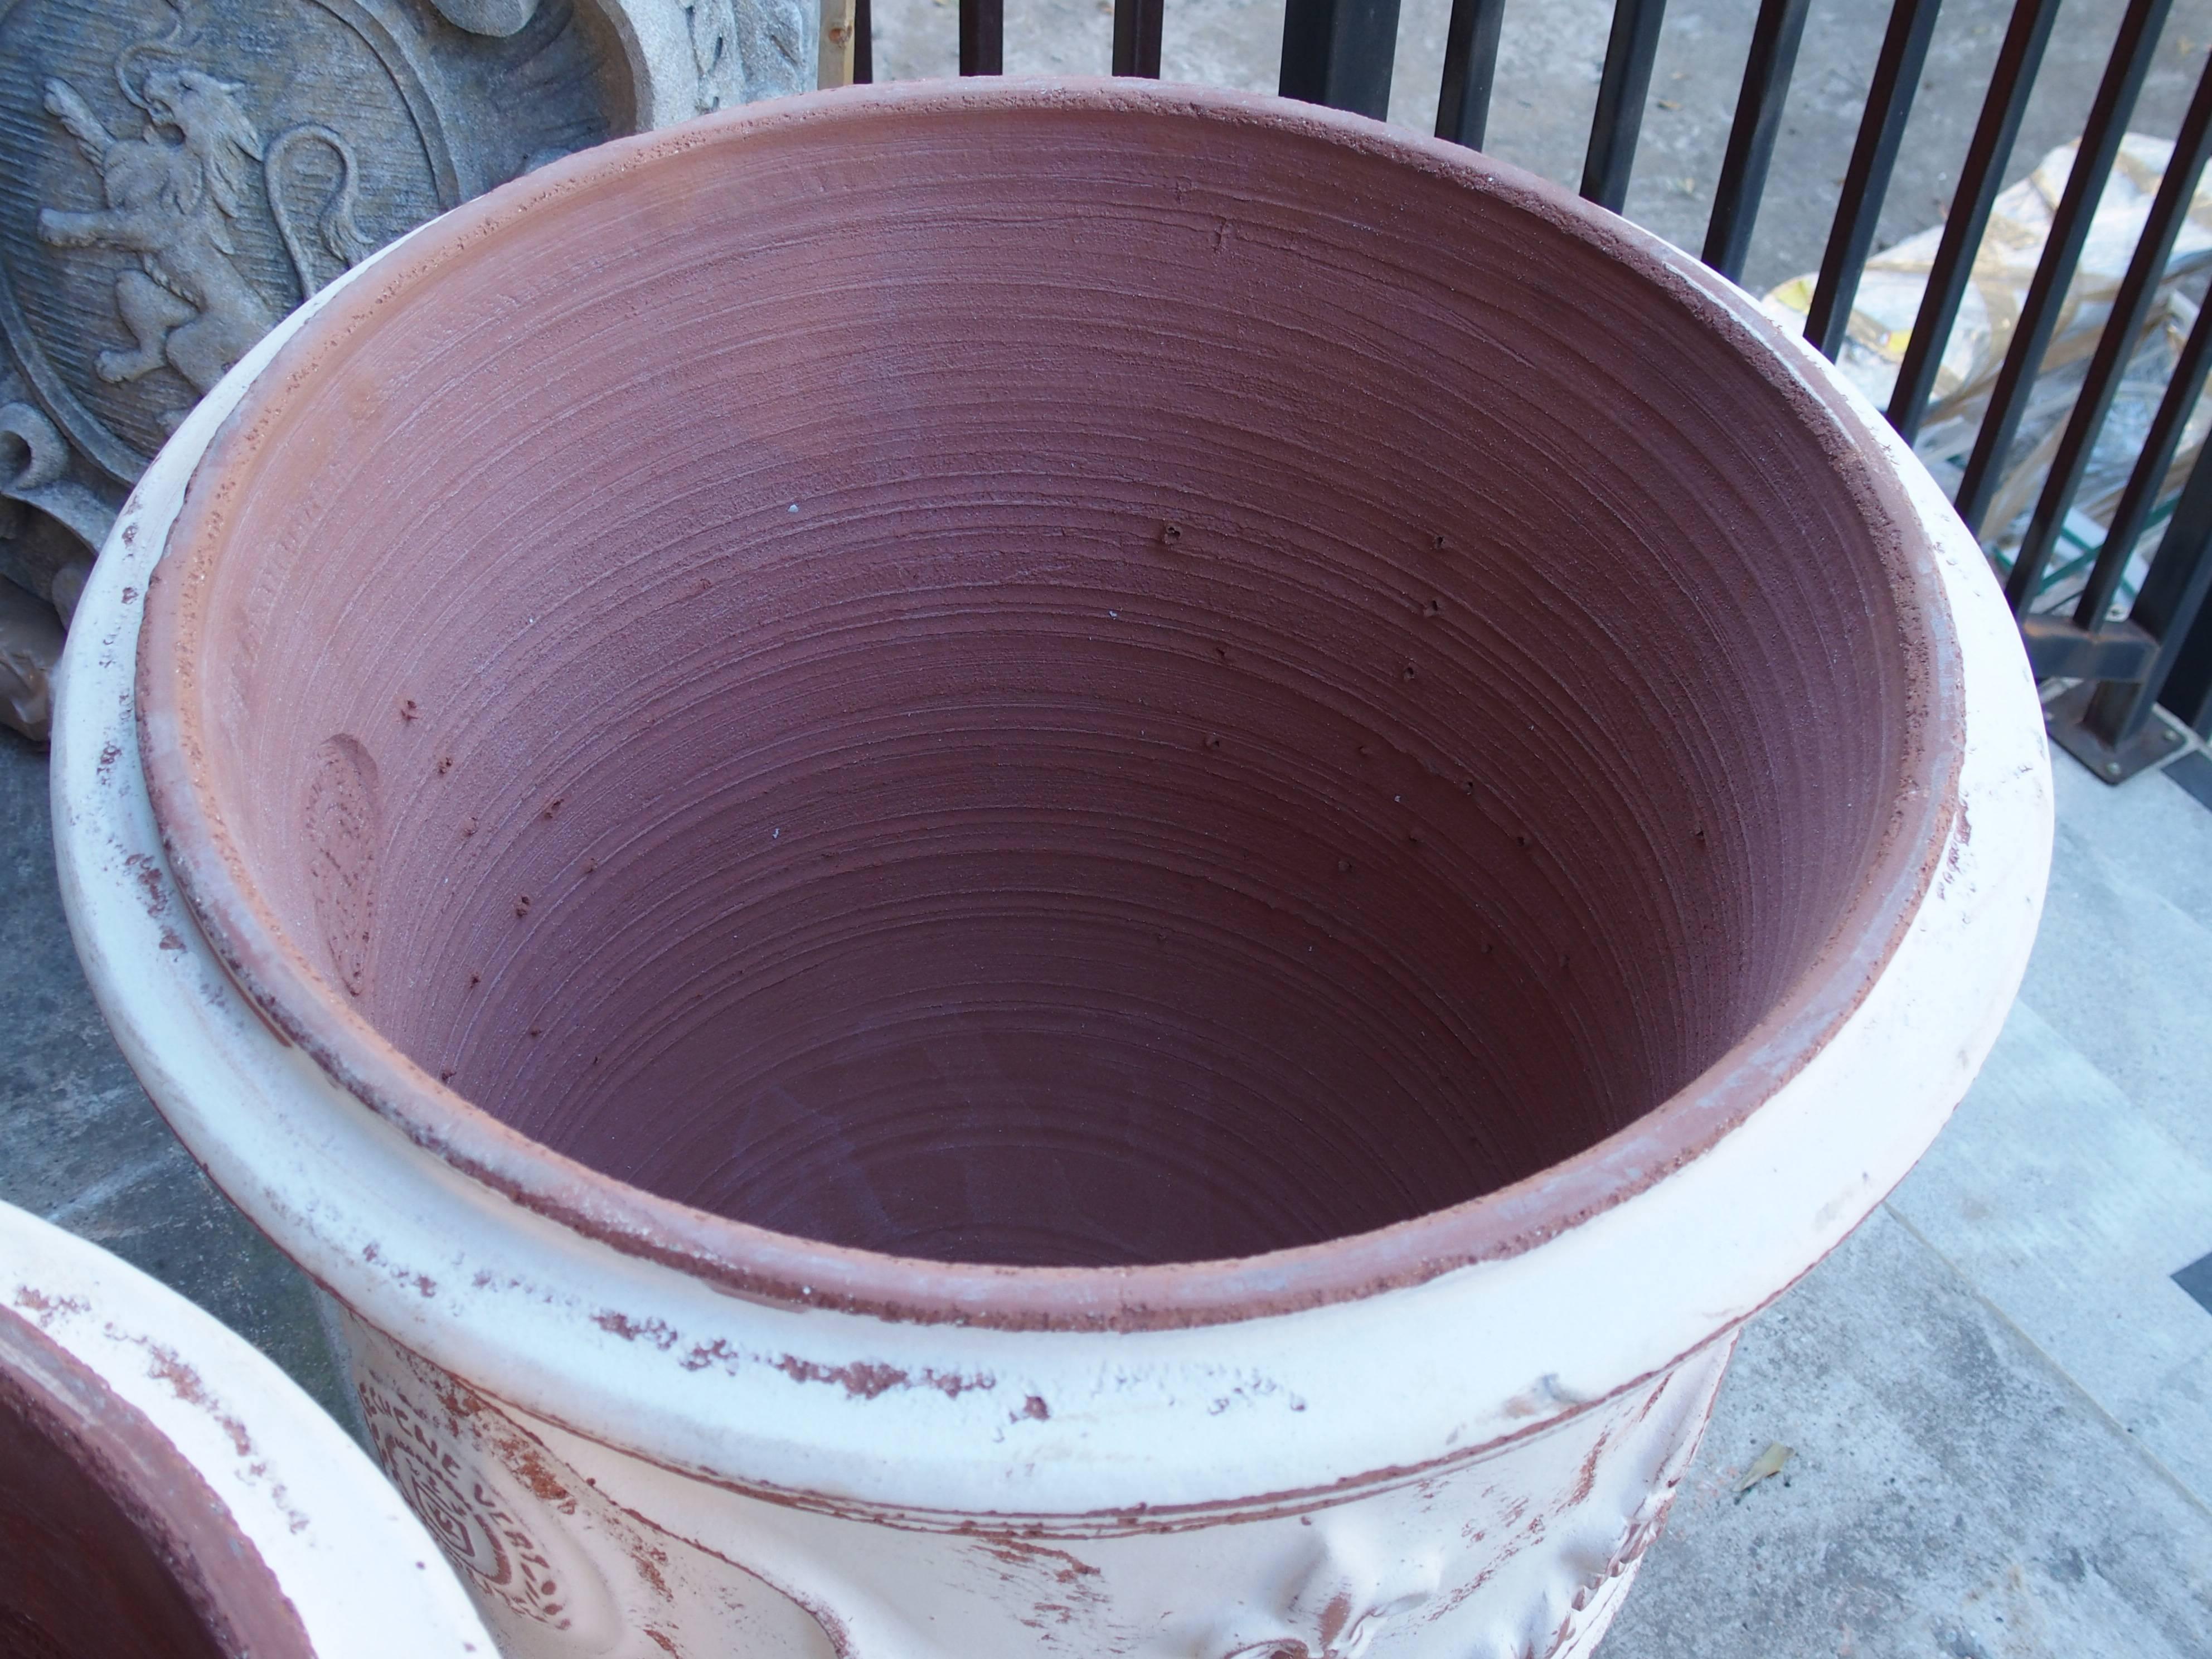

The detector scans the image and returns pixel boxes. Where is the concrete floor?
[0,730,350,1421]
[1608,741,2212,1658]
[9,1,2212,1652]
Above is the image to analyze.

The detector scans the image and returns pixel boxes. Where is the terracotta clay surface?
[0,1302,310,1659]
[138,83,1953,1302]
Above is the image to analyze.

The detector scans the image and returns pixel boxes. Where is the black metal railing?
[851,0,2212,782]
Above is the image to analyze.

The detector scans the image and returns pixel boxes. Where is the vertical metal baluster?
[2067,445,2212,768]
[1886,0,2063,442]
[1805,0,1943,359]
[1702,0,1814,280]
[2011,49,2212,614]
[961,0,1003,74]
[1955,0,2174,537]
[1113,0,1165,75]
[854,0,873,82]
[2156,595,2212,734]
[1436,0,1508,149]
[1582,0,1669,213]
[1280,0,1404,118]
[2073,298,2212,628]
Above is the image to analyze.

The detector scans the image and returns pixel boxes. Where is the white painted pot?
[54,84,2051,1658]
[0,1200,496,1657]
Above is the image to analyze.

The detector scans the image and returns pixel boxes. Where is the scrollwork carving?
[430,0,542,33]
[0,399,68,496]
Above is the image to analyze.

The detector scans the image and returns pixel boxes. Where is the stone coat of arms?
[0,0,813,738]
[37,66,372,416]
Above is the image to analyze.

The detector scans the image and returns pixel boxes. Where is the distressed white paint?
[0,1202,497,1657]
[49,96,2052,1657]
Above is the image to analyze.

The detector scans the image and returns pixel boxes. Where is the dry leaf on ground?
[1734,1442,1794,1497]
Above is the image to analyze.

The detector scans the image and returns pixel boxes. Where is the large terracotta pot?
[56,81,2051,1657]
[0,1199,494,1656]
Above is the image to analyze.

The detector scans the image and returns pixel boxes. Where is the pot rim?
[0,1299,316,1659]
[0,1202,496,1656]
[133,77,1963,1334]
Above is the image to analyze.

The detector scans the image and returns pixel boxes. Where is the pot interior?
[151,91,1927,1269]
[0,1310,308,1658]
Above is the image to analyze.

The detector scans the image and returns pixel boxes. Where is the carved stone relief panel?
[0,0,812,736]
[2,0,634,482]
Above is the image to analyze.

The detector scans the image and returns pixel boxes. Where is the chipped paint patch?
[594,1311,678,1350]
[11,1287,91,1325]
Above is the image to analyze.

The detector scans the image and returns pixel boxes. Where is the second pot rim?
[0,1201,496,1656]
[133,78,1964,1333]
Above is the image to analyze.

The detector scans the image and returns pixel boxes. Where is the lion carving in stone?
[38,66,371,419]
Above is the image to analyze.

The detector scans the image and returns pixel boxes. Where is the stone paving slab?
[1890,997,2212,1507]
[1612,750,2212,1658]
[1607,1202,2212,1659]
[2024,758,2212,1171]
[0,730,347,1420]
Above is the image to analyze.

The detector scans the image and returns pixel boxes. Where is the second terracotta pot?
[0,1200,493,1658]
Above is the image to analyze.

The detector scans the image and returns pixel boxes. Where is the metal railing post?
[1702,0,1815,279]
[1280,0,1403,118]
[1956,0,2175,538]
[1886,0,2063,442]
[1582,0,1669,213]
[1436,0,1507,149]
[2011,49,2212,615]
[1804,0,1944,358]
[1115,0,1166,75]
[961,0,1003,74]
[2157,601,2212,736]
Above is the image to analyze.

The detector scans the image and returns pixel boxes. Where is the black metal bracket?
[2046,682,2190,783]
[2021,615,2157,683]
